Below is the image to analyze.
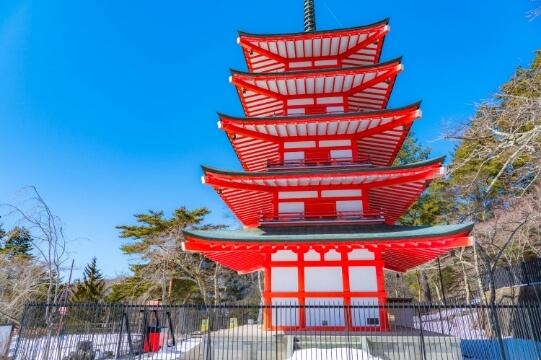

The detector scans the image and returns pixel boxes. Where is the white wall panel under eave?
[305,267,343,292]
[271,250,298,262]
[278,202,304,213]
[284,141,316,149]
[330,149,352,159]
[316,96,342,104]
[324,249,341,261]
[336,200,363,212]
[287,108,306,115]
[272,298,299,327]
[314,59,338,67]
[278,191,318,199]
[349,266,377,291]
[319,139,351,147]
[351,297,380,326]
[289,61,313,68]
[304,250,321,261]
[287,98,315,106]
[327,105,344,113]
[305,298,344,326]
[284,151,304,160]
[322,189,362,198]
[271,268,298,292]
[348,249,375,260]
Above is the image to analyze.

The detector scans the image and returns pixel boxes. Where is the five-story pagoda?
[182,2,473,331]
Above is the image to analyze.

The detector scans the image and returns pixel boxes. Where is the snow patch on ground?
[12,333,201,359]
[290,348,382,360]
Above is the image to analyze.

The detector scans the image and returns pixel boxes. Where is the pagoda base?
[180,326,463,360]
[262,247,389,331]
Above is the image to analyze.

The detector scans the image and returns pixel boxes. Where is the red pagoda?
[182,3,473,331]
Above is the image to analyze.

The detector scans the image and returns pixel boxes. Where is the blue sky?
[0,0,539,280]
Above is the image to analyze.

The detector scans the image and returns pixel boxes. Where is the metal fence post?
[417,303,427,360]
[12,303,29,360]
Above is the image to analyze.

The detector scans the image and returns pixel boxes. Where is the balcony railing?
[259,210,385,226]
[267,156,372,171]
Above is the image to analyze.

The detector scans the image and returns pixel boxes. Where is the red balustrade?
[259,209,385,225]
[267,156,372,171]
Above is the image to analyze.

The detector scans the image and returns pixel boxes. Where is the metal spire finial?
[304,0,316,32]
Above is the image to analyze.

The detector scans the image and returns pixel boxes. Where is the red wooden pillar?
[375,251,390,331]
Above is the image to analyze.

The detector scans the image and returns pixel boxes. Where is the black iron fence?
[12,301,541,360]
[443,290,483,304]
[481,258,541,291]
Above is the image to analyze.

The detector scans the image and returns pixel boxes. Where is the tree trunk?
[420,270,432,302]
[257,271,263,298]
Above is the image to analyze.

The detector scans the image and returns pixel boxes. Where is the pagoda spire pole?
[303,0,316,32]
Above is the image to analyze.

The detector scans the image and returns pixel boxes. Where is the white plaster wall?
[278,202,304,213]
[316,96,342,104]
[287,108,306,115]
[271,298,299,327]
[321,189,362,198]
[351,297,380,326]
[324,249,341,261]
[271,250,298,262]
[304,250,320,261]
[330,149,352,159]
[326,105,344,113]
[284,141,316,148]
[349,266,377,291]
[348,249,374,260]
[278,191,317,199]
[305,267,343,292]
[288,98,315,105]
[271,268,298,292]
[319,139,351,147]
[284,151,304,160]
[289,61,313,68]
[305,298,345,326]
[336,200,362,211]
[315,60,338,67]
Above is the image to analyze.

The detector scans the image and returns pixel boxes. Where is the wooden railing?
[267,156,372,171]
[259,210,385,225]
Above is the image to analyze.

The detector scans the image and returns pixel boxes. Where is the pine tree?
[0,226,33,258]
[448,51,541,219]
[70,257,106,303]
[393,132,452,226]
[115,207,231,305]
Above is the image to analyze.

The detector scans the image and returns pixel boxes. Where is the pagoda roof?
[182,223,474,273]
[202,156,445,227]
[230,58,402,117]
[218,102,422,171]
[237,19,390,73]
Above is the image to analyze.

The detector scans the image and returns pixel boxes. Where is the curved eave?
[183,223,474,243]
[217,101,422,124]
[218,102,421,171]
[202,155,445,178]
[238,20,390,72]
[201,157,445,228]
[182,223,474,273]
[231,58,402,117]
[230,57,402,78]
[237,18,390,39]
